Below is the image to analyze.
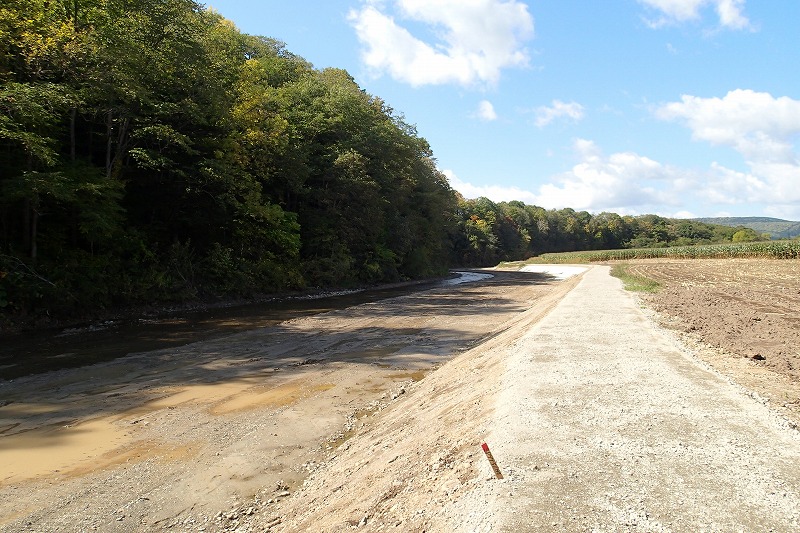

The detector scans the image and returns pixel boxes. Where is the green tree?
[732,227,760,243]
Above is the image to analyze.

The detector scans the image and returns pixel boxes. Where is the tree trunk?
[70,107,77,162]
[30,209,38,261]
[22,199,31,252]
[106,109,113,178]
[109,116,130,180]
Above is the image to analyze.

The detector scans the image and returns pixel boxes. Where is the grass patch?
[610,264,661,293]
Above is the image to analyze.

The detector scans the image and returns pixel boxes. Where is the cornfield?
[527,240,800,264]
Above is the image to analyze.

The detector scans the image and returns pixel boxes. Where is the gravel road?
[4,265,799,532]
[486,265,800,531]
[268,265,800,531]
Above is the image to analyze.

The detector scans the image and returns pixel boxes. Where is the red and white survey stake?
[481,442,503,479]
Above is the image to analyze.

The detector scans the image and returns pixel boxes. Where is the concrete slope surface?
[487,265,800,531]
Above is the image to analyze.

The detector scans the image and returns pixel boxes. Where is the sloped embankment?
[268,275,580,531]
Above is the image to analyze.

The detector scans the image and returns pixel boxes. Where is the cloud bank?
[638,0,751,30]
[445,139,691,215]
[448,89,800,219]
[656,90,800,210]
[348,0,534,87]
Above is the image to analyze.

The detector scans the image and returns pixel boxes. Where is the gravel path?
[11,265,795,531]
[487,266,800,531]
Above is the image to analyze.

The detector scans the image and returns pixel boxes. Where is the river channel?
[0,272,491,380]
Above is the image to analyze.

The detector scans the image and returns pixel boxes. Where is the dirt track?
[2,262,799,531]
[630,258,800,427]
[0,270,575,532]
[270,265,800,531]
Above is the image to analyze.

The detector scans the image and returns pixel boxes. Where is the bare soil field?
[0,271,576,532]
[2,260,799,532]
[627,258,800,426]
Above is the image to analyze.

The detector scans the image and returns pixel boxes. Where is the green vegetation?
[609,264,661,293]
[1,0,455,319]
[0,2,793,326]
[693,217,800,240]
[515,240,800,264]
[452,204,761,267]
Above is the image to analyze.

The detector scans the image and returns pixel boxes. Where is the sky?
[205,1,800,220]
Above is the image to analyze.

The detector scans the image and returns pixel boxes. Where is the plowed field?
[628,258,800,424]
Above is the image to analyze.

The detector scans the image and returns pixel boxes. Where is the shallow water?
[0,274,481,380]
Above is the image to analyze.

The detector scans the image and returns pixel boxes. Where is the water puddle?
[0,375,338,485]
[443,271,494,285]
[0,417,131,484]
[388,370,428,382]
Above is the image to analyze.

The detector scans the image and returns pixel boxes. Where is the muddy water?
[0,275,471,381]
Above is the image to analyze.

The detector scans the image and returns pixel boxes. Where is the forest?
[0,1,755,323]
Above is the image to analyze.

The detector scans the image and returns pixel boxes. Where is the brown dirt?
[3,260,799,531]
[628,258,800,426]
[0,270,576,532]
[265,263,800,531]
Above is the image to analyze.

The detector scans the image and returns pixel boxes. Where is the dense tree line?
[451,197,756,266]
[0,1,759,322]
[1,0,456,317]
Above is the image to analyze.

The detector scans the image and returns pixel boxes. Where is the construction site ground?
[1,260,798,531]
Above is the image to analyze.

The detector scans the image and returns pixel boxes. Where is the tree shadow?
[0,270,561,450]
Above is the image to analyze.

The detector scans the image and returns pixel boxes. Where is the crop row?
[530,240,800,264]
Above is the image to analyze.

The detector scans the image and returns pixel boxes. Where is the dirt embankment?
[0,270,576,532]
[266,264,800,531]
[3,260,799,532]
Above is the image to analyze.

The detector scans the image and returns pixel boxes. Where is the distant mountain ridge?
[692,217,800,239]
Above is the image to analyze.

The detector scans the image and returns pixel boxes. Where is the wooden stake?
[481,442,503,479]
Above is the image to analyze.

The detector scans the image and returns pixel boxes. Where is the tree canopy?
[449,198,753,267]
[1,1,457,317]
[0,1,759,323]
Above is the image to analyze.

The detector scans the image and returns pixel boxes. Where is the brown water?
[0,277,456,381]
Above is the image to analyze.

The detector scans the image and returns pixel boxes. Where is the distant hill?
[692,217,800,239]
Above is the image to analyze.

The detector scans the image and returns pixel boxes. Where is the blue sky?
[206,1,800,220]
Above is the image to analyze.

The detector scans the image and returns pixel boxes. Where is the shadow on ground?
[0,270,562,450]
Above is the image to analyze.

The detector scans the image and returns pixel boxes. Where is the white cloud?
[348,0,534,87]
[764,204,800,220]
[532,139,681,212]
[640,0,706,23]
[656,90,800,160]
[445,140,693,214]
[656,90,800,205]
[534,100,585,127]
[639,0,751,30]
[715,0,750,29]
[444,169,539,204]
[448,131,800,218]
[702,163,769,204]
[475,100,498,121]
